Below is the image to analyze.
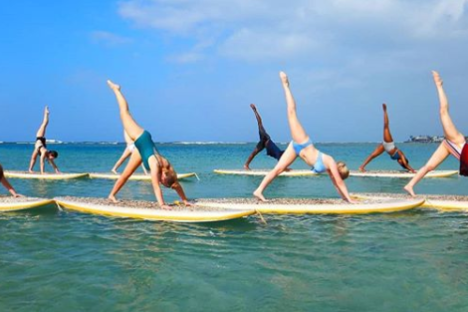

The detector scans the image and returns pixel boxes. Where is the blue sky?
[0,0,467,142]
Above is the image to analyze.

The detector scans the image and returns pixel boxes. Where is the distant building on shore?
[406,135,444,143]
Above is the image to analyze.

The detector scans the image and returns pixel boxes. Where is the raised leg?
[36,106,49,137]
[280,72,309,143]
[253,143,297,201]
[108,150,142,202]
[404,143,450,196]
[382,104,394,143]
[359,144,385,172]
[433,71,465,145]
[107,80,145,141]
[250,104,264,128]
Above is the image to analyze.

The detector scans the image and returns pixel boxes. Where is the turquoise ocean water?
[1,142,468,311]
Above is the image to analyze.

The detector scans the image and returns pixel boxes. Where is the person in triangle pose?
[405,71,468,196]
[253,72,354,203]
[359,104,414,173]
[244,104,284,170]
[107,80,190,208]
[28,106,60,174]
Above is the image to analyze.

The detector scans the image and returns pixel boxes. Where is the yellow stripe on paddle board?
[0,198,54,212]
[4,171,89,180]
[88,172,197,181]
[195,197,424,215]
[354,192,468,212]
[214,169,318,177]
[54,197,254,222]
[350,170,457,178]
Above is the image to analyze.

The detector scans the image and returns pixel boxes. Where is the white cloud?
[90,31,132,46]
[117,0,468,61]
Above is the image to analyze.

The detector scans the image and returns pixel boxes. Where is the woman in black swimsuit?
[28,106,60,174]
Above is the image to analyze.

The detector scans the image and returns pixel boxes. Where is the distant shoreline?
[0,141,446,145]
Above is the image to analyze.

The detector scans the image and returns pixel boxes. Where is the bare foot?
[29,169,34,173]
[403,185,416,197]
[279,71,289,87]
[107,80,121,91]
[382,103,387,111]
[244,164,251,170]
[253,190,267,202]
[45,106,49,115]
[250,103,256,110]
[108,195,118,203]
[432,70,443,88]
[111,169,118,174]
[359,166,366,172]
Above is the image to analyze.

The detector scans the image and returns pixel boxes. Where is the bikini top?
[291,139,327,173]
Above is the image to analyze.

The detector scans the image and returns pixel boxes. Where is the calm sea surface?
[1,143,467,311]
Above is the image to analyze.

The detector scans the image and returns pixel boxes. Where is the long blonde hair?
[161,164,178,188]
[337,161,349,180]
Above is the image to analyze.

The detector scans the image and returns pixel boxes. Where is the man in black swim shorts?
[244,104,284,170]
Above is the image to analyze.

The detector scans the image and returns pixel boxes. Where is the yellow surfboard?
[214,169,318,177]
[88,172,197,181]
[195,196,424,214]
[421,195,468,211]
[350,170,457,178]
[355,192,468,212]
[0,196,54,212]
[55,197,254,222]
[4,171,89,180]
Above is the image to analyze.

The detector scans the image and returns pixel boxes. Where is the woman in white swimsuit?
[359,104,414,172]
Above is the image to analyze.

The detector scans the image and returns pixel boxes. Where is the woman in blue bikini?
[107,80,190,209]
[359,104,414,172]
[253,72,354,203]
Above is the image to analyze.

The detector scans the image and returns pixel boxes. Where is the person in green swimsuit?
[111,131,148,175]
[0,164,22,197]
[107,80,190,208]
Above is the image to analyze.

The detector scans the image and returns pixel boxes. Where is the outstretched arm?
[48,158,60,173]
[1,177,21,197]
[36,106,50,137]
[173,183,190,205]
[398,152,415,172]
[149,166,170,209]
[325,156,355,203]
